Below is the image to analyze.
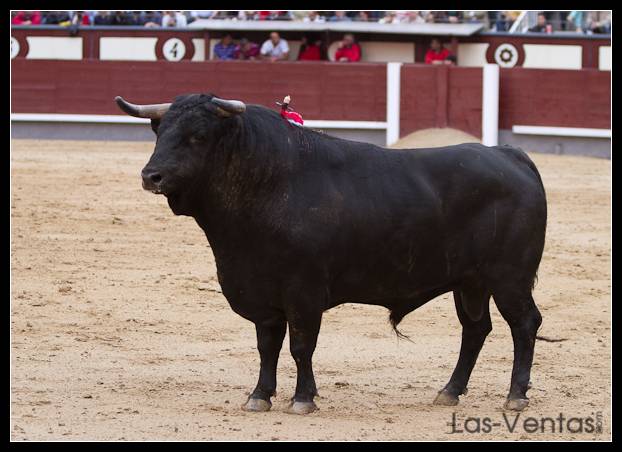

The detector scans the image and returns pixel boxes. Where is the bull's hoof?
[242,397,272,412]
[504,398,530,411]
[433,389,460,406]
[285,400,318,415]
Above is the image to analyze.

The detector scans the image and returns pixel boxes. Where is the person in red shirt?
[72,11,91,26]
[12,11,42,25]
[334,33,361,62]
[235,38,260,60]
[298,35,324,61]
[425,38,451,65]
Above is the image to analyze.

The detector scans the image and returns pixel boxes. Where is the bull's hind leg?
[242,319,287,412]
[492,285,542,411]
[434,289,492,406]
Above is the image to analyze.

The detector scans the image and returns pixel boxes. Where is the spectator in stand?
[408,11,426,24]
[334,33,361,62]
[235,38,260,60]
[303,11,326,23]
[395,11,409,23]
[587,11,611,34]
[209,11,234,19]
[251,11,291,20]
[393,11,425,24]
[432,11,449,23]
[425,12,436,23]
[444,54,457,65]
[529,13,550,33]
[379,11,398,24]
[464,11,485,23]
[353,11,370,22]
[494,11,510,31]
[447,11,463,23]
[68,11,89,36]
[41,11,71,25]
[291,11,308,20]
[329,11,352,22]
[71,11,91,26]
[127,11,144,25]
[92,11,111,25]
[260,32,290,61]
[140,11,162,27]
[255,11,272,20]
[273,11,293,20]
[12,11,42,25]
[109,11,136,26]
[424,38,451,64]
[191,11,217,21]
[567,11,586,33]
[367,11,386,21]
[162,11,188,27]
[214,34,237,60]
[298,35,325,61]
[505,11,521,29]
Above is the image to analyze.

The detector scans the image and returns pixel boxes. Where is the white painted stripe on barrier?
[457,43,489,67]
[512,125,611,138]
[386,62,402,146]
[191,38,205,61]
[523,44,582,70]
[306,120,387,129]
[100,37,158,61]
[11,114,150,124]
[482,64,499,147]
[26,36,83,60]
[10,114,388,130]
[599,46,611,71]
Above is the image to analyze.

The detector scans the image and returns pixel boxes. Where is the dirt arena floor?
[10,136,611,441]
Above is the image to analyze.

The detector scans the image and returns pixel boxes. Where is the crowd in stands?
[12,10,610,65]
[211,32,359,63]
[11,11,612,34]
[490,11,611,33]
[210,31,454,65]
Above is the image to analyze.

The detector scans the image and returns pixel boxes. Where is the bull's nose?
[141,169,162,191]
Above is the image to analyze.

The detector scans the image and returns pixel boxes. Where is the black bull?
[116,94,547,415]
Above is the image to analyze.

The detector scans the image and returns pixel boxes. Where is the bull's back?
[319,143,547,301]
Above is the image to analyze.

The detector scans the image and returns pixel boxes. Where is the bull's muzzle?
[141,168,163,194]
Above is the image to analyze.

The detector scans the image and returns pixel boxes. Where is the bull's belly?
[329,254,464,304]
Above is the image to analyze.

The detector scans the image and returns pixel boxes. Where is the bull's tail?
[389,309,414,342]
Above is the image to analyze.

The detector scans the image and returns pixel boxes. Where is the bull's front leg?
[242,319,287,412]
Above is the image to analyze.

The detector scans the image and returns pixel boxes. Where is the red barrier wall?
[10,59,387,121]
[400,65,483,138]
[498,68,610,129]
[11,59,611,139]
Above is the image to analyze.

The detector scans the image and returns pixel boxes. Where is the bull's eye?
[189,136,201,145]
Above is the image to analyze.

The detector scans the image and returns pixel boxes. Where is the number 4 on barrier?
[162,38,186,61]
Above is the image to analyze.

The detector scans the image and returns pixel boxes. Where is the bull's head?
[114,94,246,215]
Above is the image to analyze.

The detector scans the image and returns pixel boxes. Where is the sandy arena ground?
[10,136,611,441]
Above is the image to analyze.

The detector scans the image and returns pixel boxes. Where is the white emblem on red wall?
[11,36,20,59]
[494,43,519,68]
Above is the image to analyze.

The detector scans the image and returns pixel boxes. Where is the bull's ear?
[151,119,160,134]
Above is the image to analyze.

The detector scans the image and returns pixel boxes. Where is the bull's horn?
[210,97,246,116]
[114,96,171,119]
